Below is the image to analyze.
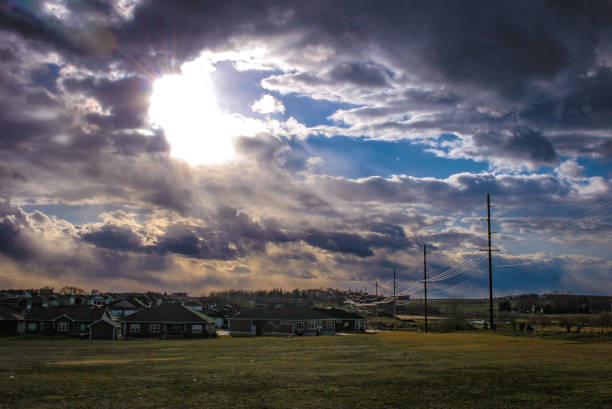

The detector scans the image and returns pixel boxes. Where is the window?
[80,323,86,331]
[27,322,37,331]
[192,324,202,333]
[150,323,160,333]
[308,321,321,329]
[280,321,291,325]
[129,323,140,333]
[56,322,69,332]
[326,320,334,330]
[295,322,305,329]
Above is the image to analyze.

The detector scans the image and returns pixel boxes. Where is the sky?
[0,0,611,297]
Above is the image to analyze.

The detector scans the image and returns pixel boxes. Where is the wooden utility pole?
[393,267,397,331]
[423,244,428,333]
[484,193,499,329]
[375,280,378,330]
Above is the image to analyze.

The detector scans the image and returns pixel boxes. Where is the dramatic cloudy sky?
[1,0,611,297]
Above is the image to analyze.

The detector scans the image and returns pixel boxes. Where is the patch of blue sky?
[30,63,60,92]
[577,156,612,178]
[281,95,357,127]
[212,61,279,117]
[302,135,488,179]
[212,61,357,127]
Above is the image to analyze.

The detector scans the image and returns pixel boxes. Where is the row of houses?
[1,302,366,339]
[18,303,217,339]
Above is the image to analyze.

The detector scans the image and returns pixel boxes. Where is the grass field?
[1,332,611,409]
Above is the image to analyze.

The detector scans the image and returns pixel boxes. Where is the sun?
[149,57,252,166]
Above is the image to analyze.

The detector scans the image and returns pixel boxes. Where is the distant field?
[1,332,611,409]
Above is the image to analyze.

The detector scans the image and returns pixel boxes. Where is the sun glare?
[149,57,262,166]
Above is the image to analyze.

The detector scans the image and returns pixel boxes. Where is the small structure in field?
[120,303,215,339]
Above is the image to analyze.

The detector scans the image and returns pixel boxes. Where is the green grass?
[1,332,611,408]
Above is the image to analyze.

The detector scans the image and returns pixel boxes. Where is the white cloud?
[251,94,285,114]
[555,159,585,179]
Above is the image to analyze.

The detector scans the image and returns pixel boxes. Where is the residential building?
[120,303,216,339]
[25,306,109,336]
[228,305,365,336]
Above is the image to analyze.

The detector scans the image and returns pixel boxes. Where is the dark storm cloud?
[114,1,610,94]
[301,229,374,258]
[75,203,423,261]
[80,224,143,251]
[107,130,170,156]
[234,133,288,165]
[329,62,389,88]
[0,2,84,55]
[311,171,610,211]
[0,202,34,261]
[64,76,152,129]
[522,67,612,130]
[468,128,557,166]
[551,134,612,160]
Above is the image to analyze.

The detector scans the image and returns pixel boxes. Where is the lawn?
[1,332,611,408]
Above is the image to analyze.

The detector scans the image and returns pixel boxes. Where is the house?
[89,317,121,340]
[204,309,226,328]
[183,299,204,312]
[0,305,24,335]
[109,297,148,317]
[120,303,216,339]
[25,306,109,337]
[228,305,351,336]
[88,294,108,306]
[315,307,366,332]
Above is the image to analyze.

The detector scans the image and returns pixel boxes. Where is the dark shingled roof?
[231,305,343,320]
[314,307,363,319]
[0,305,22,321]
[110,299,138,309]
[25,306,106,322]
[120,303,214,324]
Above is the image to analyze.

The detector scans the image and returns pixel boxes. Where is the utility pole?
[481,193,499,330]
[487,193,494,329]
[364,286,368,330]
[423,244,428,333]
[393,267,397,331]
[375,280,378,330]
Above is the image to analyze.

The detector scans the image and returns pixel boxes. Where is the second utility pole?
[393,267,397,331]
[375,280,378,330]
[423,245,428,333]
[487,193,494,329]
